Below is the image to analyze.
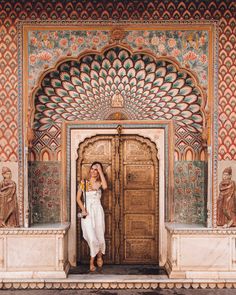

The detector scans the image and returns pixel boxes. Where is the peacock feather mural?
[32,47,204,160]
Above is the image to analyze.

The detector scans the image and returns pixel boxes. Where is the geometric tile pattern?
[31,125,61,160]
[218,7,236,160]
[0,1,235,162]
[174,161,207,224]
[175,125,204,160]
[0,16,18,162]
[33,47,204,158]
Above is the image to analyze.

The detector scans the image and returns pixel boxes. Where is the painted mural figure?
[217,167,236,228]
[0,167,19,227]
[77,162,108,272]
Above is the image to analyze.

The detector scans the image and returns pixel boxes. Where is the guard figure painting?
[217,167,236,228]
[0,167,19,227]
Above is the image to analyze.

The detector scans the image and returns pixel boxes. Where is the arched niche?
[28,44,208,225]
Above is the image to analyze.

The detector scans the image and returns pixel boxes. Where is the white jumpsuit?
[81,189,105,257]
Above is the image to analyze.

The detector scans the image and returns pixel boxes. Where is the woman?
[77,162,107,272]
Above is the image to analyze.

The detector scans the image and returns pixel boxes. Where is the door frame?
[76,133,160,265]
[61,120,174,267]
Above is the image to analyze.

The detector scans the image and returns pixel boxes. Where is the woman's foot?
[97,254,103,268]
[89,265,96,272]
[90,257,96,272]
[223,219,234,228]
[227,219,234,228]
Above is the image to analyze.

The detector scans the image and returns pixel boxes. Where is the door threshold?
[69,264,167,275]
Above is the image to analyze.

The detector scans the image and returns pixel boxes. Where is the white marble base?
[0,268,70,279]
[166,223,236,279]
[2,222,236,282]
[0,224,70,279]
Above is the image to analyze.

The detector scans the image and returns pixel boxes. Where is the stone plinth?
[0,223,70,279]
[165,223,236,279]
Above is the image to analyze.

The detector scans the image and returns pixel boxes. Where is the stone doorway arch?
[76,133,159,265]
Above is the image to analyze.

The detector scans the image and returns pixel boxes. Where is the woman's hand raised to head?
[96,163,103,174]
[96,163,108,190]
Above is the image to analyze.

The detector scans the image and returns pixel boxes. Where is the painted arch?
[30,45,206,160]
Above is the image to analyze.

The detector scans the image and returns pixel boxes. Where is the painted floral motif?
[28,29,208,89]
[28,30,109,89]
[174,161,207,224]
[125,30,208,82]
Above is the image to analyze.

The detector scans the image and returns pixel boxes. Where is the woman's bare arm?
[76,187,87,215]
[97,164,108,190]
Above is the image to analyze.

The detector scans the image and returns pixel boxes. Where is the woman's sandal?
[97,256,103,268]
[89,265,96,272]
[89,258,96,272]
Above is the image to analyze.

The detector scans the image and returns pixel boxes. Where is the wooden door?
[120,136,158,264]
[77,136,115,264]
[77,134,158,265]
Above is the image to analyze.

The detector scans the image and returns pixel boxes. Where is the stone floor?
[69,264,167,275]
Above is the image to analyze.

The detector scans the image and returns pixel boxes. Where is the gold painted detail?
[111,91,124,108]
[110,27,126,43]
[106,112,129,120]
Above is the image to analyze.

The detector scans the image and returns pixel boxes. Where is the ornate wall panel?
[174,161,207,224]
[28,161,61,223]
[28,29,209,90]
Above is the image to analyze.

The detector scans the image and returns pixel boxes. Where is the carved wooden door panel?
[77,134,158,265]
[120,136,158,264]
[77,136,115,264]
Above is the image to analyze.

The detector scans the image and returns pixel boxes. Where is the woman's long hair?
[87,161,104,182]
